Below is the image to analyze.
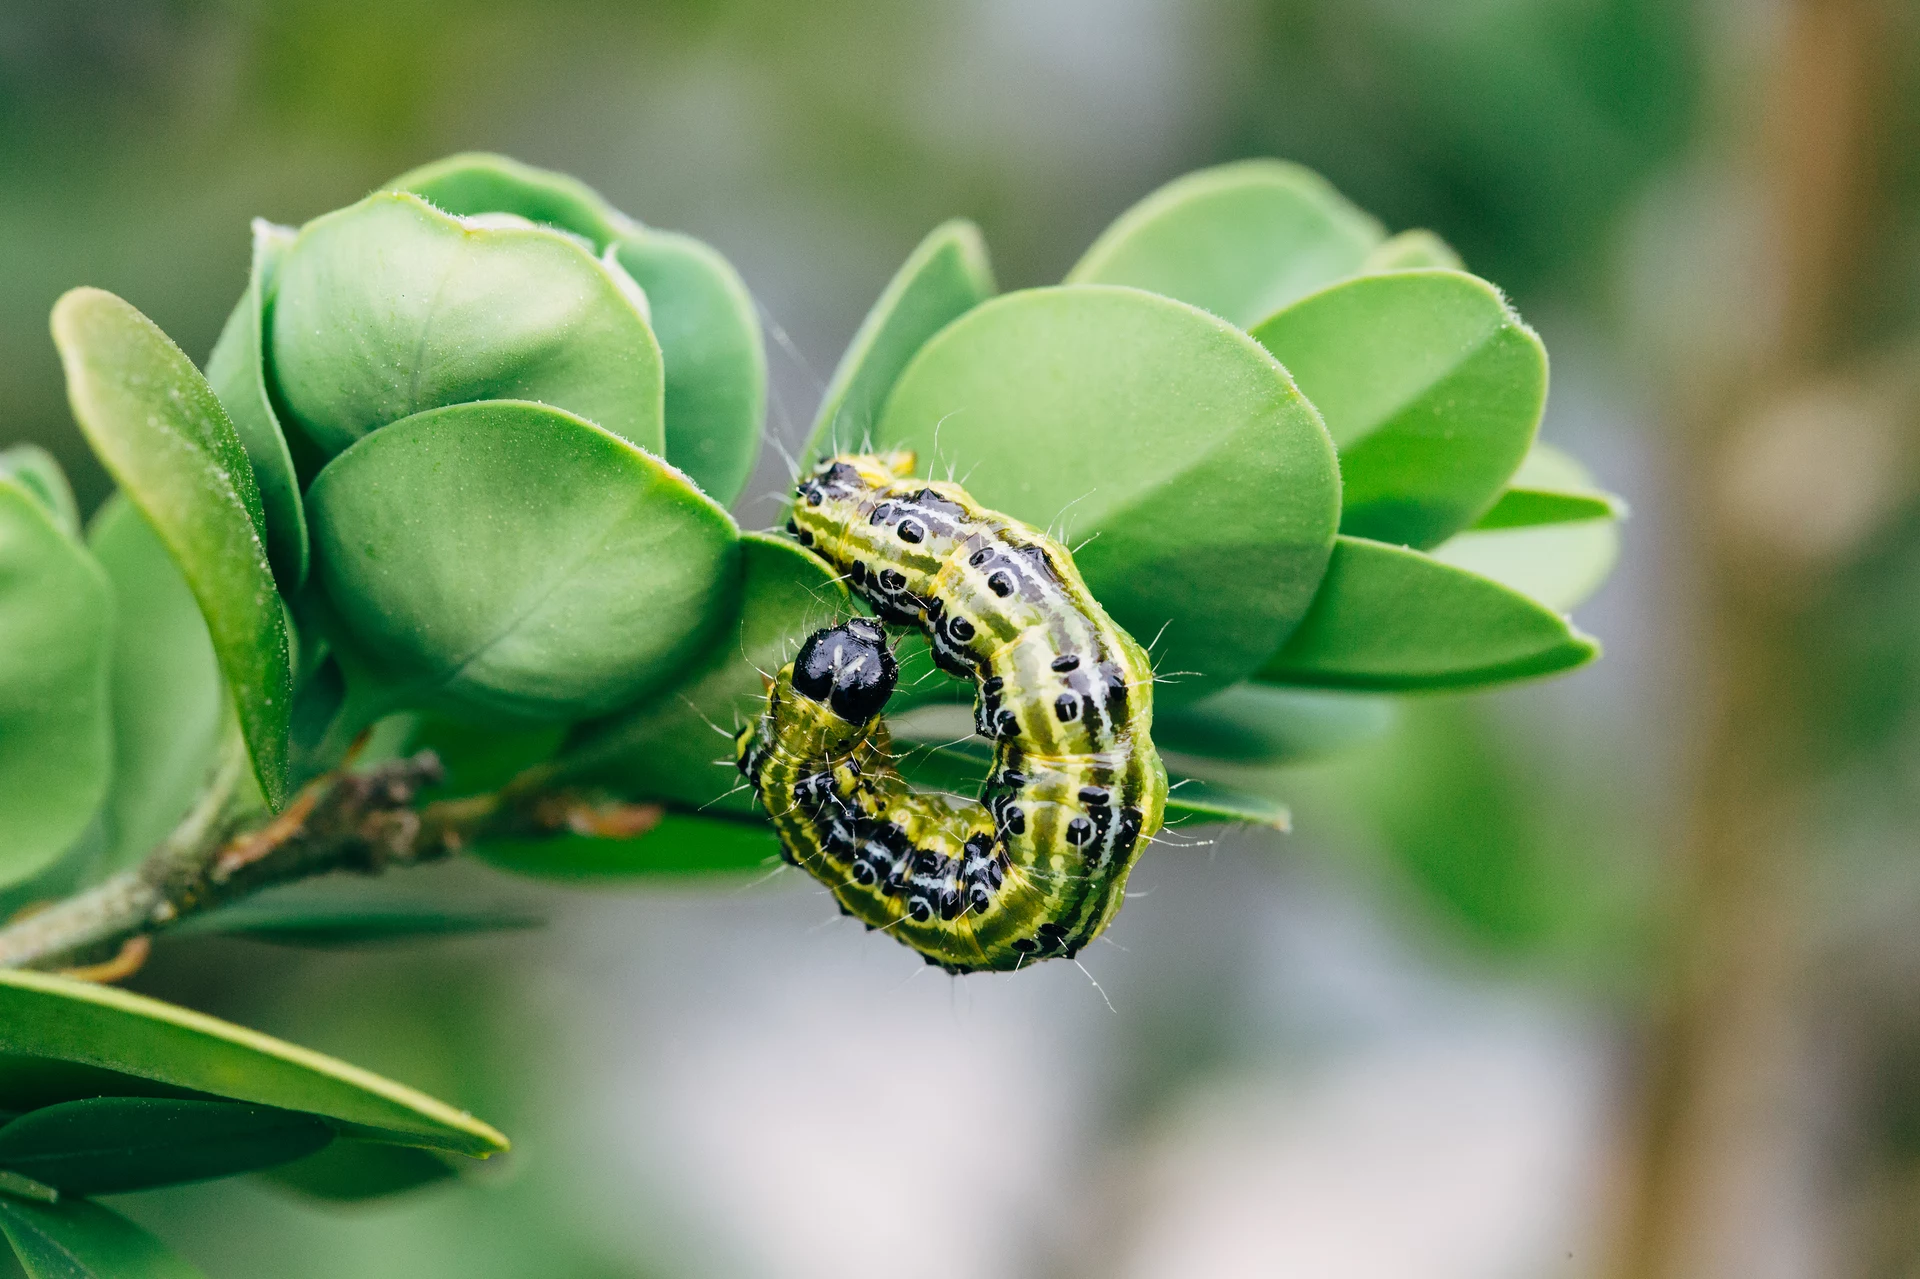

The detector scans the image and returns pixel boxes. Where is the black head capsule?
[791,619,898,723]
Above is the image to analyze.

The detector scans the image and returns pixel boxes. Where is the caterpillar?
[735,452,1167,973]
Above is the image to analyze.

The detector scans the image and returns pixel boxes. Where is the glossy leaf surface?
[307,400,738,725]
[1258,536,1598,690]
[0,1197,206,1279]
[51,287,291,808]
[567,532,847,815]
[0,970,507,1156]
[271,192,663,458]
[0,482,112,890]
[387,153,765,505]
[0,1097,331,1195]
[877,286,1341,702]
[1249,269,1546,548]
[805,220,994,464]
[87,498,225,875]
[205,218,308,589]
[1066,159,1383,327]
[615,231,766,504]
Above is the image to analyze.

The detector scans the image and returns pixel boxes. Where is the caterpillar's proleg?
[736,453,1167,973]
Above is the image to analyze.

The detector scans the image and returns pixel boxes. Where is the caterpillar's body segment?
[735,453,1166,972]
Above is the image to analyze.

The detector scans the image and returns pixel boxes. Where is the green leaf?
[0,1171,57,1204]
[50,287,292,810]
[1162,777,1292,831]
[1249,269,1547,548]
[1361,228,1463,273]
[805,220,995,463]
[86,497,225,876]
[170,900,542,948]
[1257,535,1598,691]
[0,1097,332,1196]
[205,219,309,590]
[472,812,779,881]
[1471,441,1627,530]
[0,1196,206,1279]
[0,447,78,540]
[307,400,739,726]
[1431,519,1620,613]
[875,286,1341,703]
[0,969,507,1157]
[0,481,112,890]
[388,151,635,250]
[270,192,663,460]
[1436,442,1623,611]
[615,231,766,505]
[1065,159,1384,328]
[260,1138,455,1204]
[386,154,767,506]
[1155,684,1394,764]
[565,532,848,815]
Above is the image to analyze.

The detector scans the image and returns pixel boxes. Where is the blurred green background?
[4,1,1918,1275]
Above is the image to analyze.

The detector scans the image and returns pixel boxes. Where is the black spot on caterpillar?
[737,452,1167,973]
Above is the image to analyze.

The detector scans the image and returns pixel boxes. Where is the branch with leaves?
[0,153,1620,1272]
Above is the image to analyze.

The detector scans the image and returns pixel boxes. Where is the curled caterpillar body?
[736,452,1167,973]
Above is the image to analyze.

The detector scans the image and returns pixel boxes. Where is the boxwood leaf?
[0,1197,205,1279]
[0,969,507,1157]
[804,220,995,465]
[1471,441,1627,530]
[876,286,1341,703]
[87,497,225,876]
[1155,684,1395,764]
[385,154,765,506]
[564,532,848,815]
[472,813,780,881]
[270,192,663,460]
[0,447,78,540]
[1065,159,1384,328]
[1361,228,1463,273]
[205,218,308,590]
[1431,519,1620,612]
[0,481,112,890]
[388,151,636,250]
[50,287,291,809]
[307,400,739,726]
[170,900,542,948]
[615,231,766,504]
[1249,269,1546,549]
[0,1097,332,1196]
[260,1138,455,1204]
[1257,535,1598,690]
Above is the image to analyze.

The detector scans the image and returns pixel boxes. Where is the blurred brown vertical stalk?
[1605,1,1893,1275]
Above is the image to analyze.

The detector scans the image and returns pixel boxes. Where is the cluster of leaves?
[0,154,1620,1271]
